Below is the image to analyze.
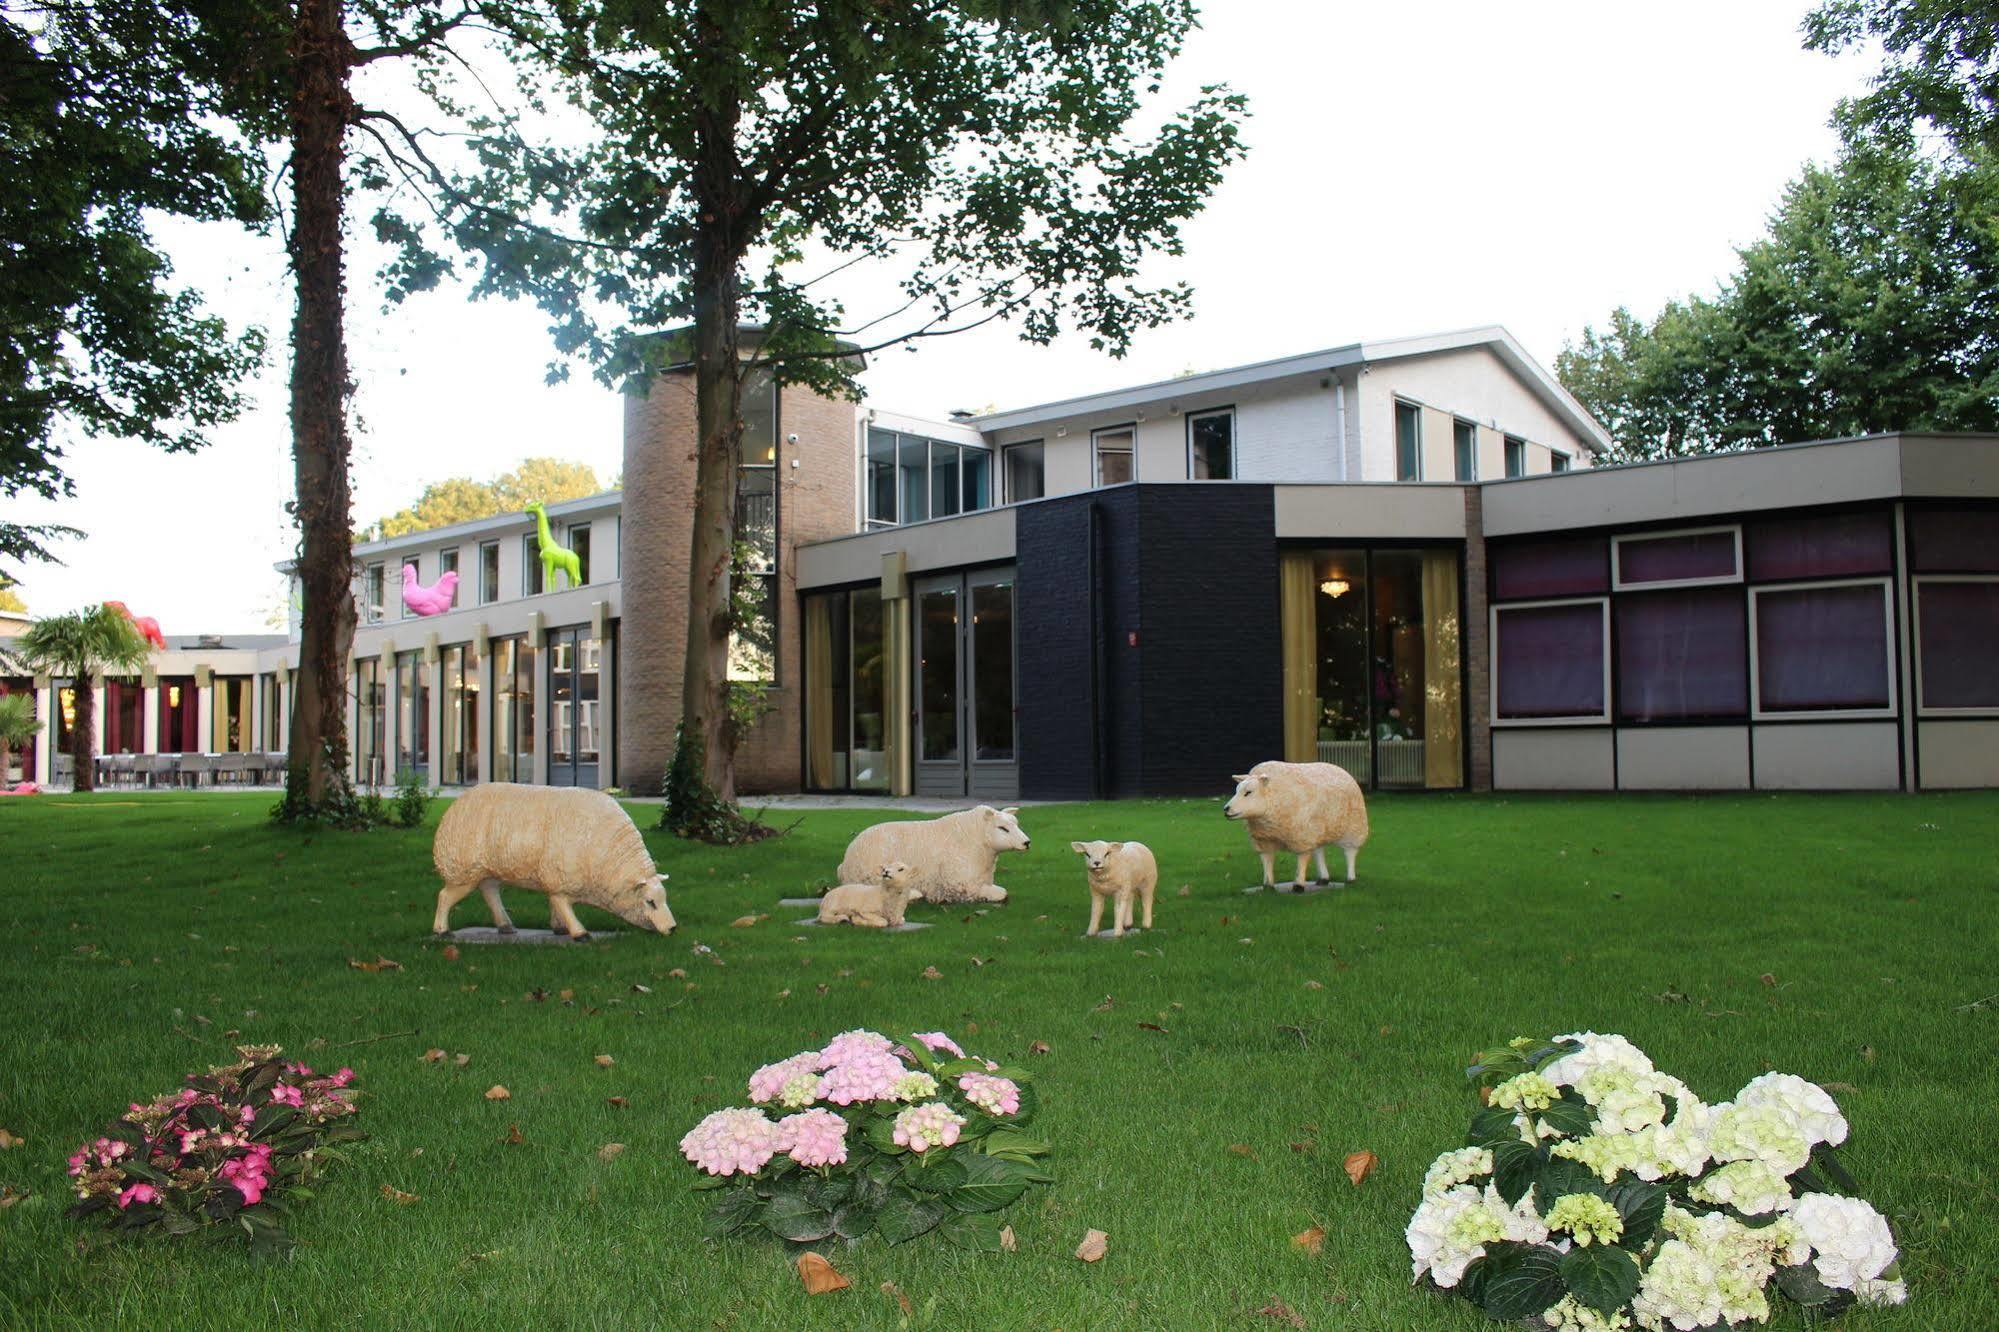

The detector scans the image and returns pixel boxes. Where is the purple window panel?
[1746,512,1893,581]
[1617,530,1738,585]
[1495,602,1606,719]
[1918,581,1999,709]
[1756,584,1891,711]
[1491,538,1609,601]
[1615,587,1747,722]
[1910,508,1999,574]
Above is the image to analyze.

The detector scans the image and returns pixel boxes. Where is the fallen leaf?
[594,1054,615,1068]
[1256,1296,1306,1328]
[1092,994,1115,1012]
[454,1054,471,1067]
[1177,884,1191,897]
[920,965,942,980]
[485,1085,511,1101]
[1029,1040,1052,1055]
[1228,1143,1258,1160]
[970,956,990,967]
[441,944,461,961]
[597,1143,626,1162]
[380,1185,419,1205]
[965,1021,980,1036]
[503,1123,524,1145]
[526,987,549,1002]
[607,1096,629,1109]
[0,1129,21,1150]
[1760,972,1777,987]
[730,915,762,929]
[419,1048,446,1064]
[796,1251,850,1294]
[1344,1149,1379,1186]
[776,988,792,999]
[559,988,574,1001]
[1239,937,1254,945]
[1291,1224,1326,1257]
[348,956,402,973]
[1289,1142,1314,1154]
[1138,1022,1169,1033]
[0,1184,28,1208]
[999,1224,1017,1252]
[881,1280,912,1313]
[1074,1228,1108,1263]
[1303,981,1324,990]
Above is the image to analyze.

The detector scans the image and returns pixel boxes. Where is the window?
[395,651,430,778]
[1492,601,1609,723]
[734,403,778,682]
[441,643,481,784]
[434,549,460,610]
[973,579,1016,760]
[1550,451,1572,473]
[1910,507,1999,573]
[400,556,419,617]
[1612,526,1741,589]
[863,425,994,525]
[567,523,592,586]
[523,533,544,596]
[1916,578,1999,711]
[1504,436,1526,479]
[491,638,536,782]
[479,541,500,604]
[1394,402,1421,481]
[363,563,385,623]
[1453,420,1477,482]
[1188,409,1234,480]
[962,448,991,511]
[930,442,961,519]
[1751,581,1894,716]
[866,427,898,528]
[1746,511,1892,581]
[729,574,777,683]
[260,673,283,751]
[1004,441,1044,503]
[354,658,384,784]
[1490,537,1609,601]
[1093,426,1134,486]
[1615,586,1747,722]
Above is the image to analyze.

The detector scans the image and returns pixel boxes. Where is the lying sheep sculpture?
[1071,840,1158,938]
[432,783,676,939]
[1223,760,1369,892]
[817,861,918,929]
[837,805,1031,905]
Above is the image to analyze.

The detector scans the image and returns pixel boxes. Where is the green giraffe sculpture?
[526,502,583,590]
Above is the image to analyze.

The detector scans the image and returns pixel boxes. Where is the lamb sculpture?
[1223,760,1369,892]
[1071,840,1158,938]
[432,783,676,939]
[836,805,1031,905]
[816,861,918,929]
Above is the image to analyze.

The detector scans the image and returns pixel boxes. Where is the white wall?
[1356,345,1595,480]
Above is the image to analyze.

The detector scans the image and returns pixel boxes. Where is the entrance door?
[912,569,1018,800]
[546,627,601,787]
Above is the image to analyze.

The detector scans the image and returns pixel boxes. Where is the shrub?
[391,767,431,828]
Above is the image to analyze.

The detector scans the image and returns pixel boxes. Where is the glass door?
[913,578,961,796]
[546,628,601,787]
[912,569,1018,799]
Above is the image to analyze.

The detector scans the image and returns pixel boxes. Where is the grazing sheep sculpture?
[1070,840,1158,938]
[836,805,1031,905]
[816,862,918,928]
[432,783,676,939]
[1223,761,1370,892]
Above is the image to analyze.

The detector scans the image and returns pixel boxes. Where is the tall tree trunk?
[280,0,357,816]
[680,232,743,803]
[70,673,95,793]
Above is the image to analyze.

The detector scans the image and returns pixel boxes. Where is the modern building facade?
[8,327,1997,795]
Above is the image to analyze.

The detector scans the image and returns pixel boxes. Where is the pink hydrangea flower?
[892,1102,966,1153]
[115,1183,159,1209]
[777,1109,849,1167]
[820,1051,906,1105]
[958,1071,1022,1116]
[817,1029,896,1069]
[911,1032,965,1059]
[270,1085,304,1107]
[748,1052,820,1104]
[219,1146,273,1205]
[329,1068,355,1088]
[679,1107,782,1176]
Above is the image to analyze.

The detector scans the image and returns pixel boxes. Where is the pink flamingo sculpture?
[401,565,460,616]
[104,600,166,650]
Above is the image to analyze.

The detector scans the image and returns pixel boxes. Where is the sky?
[9,0,1877,633]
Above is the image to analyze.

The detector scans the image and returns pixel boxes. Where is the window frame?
[1550,451,1572,473]
[478,540,500,605]
[1393,400,1422,482]
[1489,596,1613,727]
[1002,440,1044,504]
[362,562,385,624]
[399,555,420,618]
[1610,523,1743,592]
[1185,406,1236,481]
[522,533,543,597]
[1092,423,1136,487]
[1913,574,1999,716]
[1504,435,1526,479]
[438,548,460,610]
[1452,418,1477,482]
[1747,577,1898,720]
[566,522,592,586]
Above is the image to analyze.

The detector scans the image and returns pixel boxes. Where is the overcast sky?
[12,0,1874,632]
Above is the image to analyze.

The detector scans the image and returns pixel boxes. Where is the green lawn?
[1,790,1996,1329]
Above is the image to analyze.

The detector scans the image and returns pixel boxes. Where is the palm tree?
[2,606,150,792]
[0,692,40,784]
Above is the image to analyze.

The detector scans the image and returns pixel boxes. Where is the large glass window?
[400,556,419,617]
[1494,602,1609,722]
[1752,581,1893,715]
[441,643,481,784]
[491,638,536,782]
[1916,579,1999,711]
[1395,402,1421,481]
[1453,420,1477,482]
[1613,527,1741,588]
[1188,409,1234,480]
[930,442,961,519]
[105,679,145,754]
[355,658,384,784]
[363,563,385,623]
[1746,511,1892,581]
[1093,426,1134,486]
[438,548,460,608]
[1909,507,1999,573]
[479,541,500,604]
[1004,442,1044,503]
[899,433,929,522]
[1491,537,1610,601]
[523,533,544,596]
[567,524,591,586]
[866,428,899,528]
[213,676,253,752]
[1504,436,1526,479]
[962,449,991,511]
[919,585,959,761]
[865,427,995,525]
[851,588,887,789]
[729,573,777,683]
[396,651,430,780]
[973,579,1015,760]
[1615,586,1747,722]
[260,673,283,751]
[546,629,601,785]
[157,676,198,753]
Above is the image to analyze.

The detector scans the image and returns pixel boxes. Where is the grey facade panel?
[1491,728,1616,790]
[1615,727,1751,790]
[1752,722,1900,790]
[1918,720,1999,789]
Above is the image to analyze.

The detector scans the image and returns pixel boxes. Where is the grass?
[0,789,1996,1329]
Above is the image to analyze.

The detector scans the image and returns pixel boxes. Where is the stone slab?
[1240,882,1348,896]
[438,927,616,946]
[776,897,825,908]
[793,919,932,932]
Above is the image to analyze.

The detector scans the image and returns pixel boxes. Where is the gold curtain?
[1421,550,1464,788]
[1279,552,1318,763]
[886,595,913,796]
[804,597,835,789]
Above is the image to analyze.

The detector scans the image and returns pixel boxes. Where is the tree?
[0,583,24,613]
[0,2,268,576]
[2,605,148,793]
[415,0,1244,834]
[0,691,39,782]
[361,457,604,540]
[1805,0,1999,158]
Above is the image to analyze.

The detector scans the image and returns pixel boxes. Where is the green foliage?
[0,582,25,613]
[1560,1243,1641,1314]
[360,458,605,541]
[391,767,431,828]
[0,691,42,747]
[1466,1242,1566,1320]
[1805,0,1999,160]
[2,604,149,681]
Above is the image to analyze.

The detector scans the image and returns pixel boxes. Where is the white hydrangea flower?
[1492,1071,1562,1112]
[1543,1032,1656,1089]
[1852,1274,1910,1307]
[1636,1207,1791,1330]
[1406,1183,1548,1288]
[1733,1072,1848,1148]
[1578,1066,1670,1135]
[1791,1194,1901,1294]
[1422,1146,1493,1199]
[1690,1159,1793,1216]
[1631,1238,1725,1331]
[1543,1294,1633,1331]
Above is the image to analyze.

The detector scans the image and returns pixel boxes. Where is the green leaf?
[1812,1144,1860,1194]
[1774,1262,1841,1307]
[933,1057,987,1079]
[799,1172,851,1211]
[979,1129,1053,1159]
[832,1201,878,1240]
[1489,1140,1542,1206]
[900,1033,941,1072]
[1561,1243,1640,1313]
[1476,1242,1566,1321]
[865,1117,907,1155]
[1537,1094,1595,1139]
[1603,1181,1667,1249]
[760,1192,835,1243]
[874,1192,947,1245]
[947,1153,1034,1212]
[1537,1156,1608,1210]
[903,1155,968,1194]
[701,1188,760,1240]
[1468,1106,1519,1147]
[937,1210,1006,1251]
[1467,1046,1530,1086]
[690,1173,728,1192]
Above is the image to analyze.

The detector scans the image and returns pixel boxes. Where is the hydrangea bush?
[680,1029,1050,1250]
[1408,1033,1906,1330]
[66,1046,364,1254]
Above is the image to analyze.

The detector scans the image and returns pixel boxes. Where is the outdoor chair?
[104,754,137,788]
[53,754,73,788]
[138,754,176,789]
[176,754,212,789]
[212,753,252,786]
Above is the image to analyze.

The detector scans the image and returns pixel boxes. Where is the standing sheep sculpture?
[816,861,918,929]
[1223,760,1370,892]
[1071,840,1158,938]
[432,783,676,940]
[836,805,1031,905]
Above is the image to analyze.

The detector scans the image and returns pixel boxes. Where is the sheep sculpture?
[1223,760,1370,892]
[816,861,918,929]
[432,783,676,940]
[1070,840,1158,938]
[836,805,1031,905]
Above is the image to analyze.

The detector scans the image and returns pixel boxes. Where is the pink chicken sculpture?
[104,601,167,650]
[401,565,460,617]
